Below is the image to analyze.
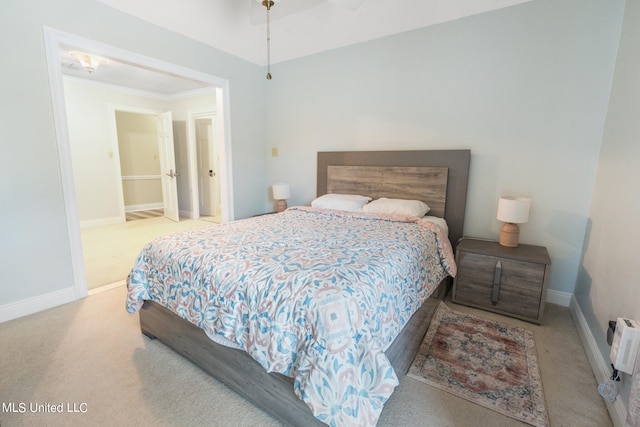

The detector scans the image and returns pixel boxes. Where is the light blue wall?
[265,0,625,296]
[0,0,267,306]
[576,0,640,409]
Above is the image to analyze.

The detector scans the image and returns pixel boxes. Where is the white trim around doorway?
[42,26,235,301]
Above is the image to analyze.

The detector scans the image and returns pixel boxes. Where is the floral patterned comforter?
[126,207,456,426]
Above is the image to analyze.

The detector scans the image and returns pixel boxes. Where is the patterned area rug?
[408,303,549,426]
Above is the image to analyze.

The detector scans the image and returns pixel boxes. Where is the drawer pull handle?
[491,260,502,305]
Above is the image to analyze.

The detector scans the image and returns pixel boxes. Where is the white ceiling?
[61,0,530,94]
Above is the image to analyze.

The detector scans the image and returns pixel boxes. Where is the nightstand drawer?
[452,239,551,323]
[455,252,545,320]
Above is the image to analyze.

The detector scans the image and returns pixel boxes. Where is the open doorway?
[115,110,173,222]
[195,117,220,220]
[114,108,181,223]
[187,110,222,223]
[44,28,235,298]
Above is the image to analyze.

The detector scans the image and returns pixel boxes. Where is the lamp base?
[276,200,287,213]
[499,222,520,247]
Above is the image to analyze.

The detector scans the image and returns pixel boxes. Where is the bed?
[127,149,470,426]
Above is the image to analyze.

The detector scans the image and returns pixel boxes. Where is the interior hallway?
[81,215,218,290]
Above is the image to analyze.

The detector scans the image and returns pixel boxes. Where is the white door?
[196,119,215,216]
[157,111,179,222]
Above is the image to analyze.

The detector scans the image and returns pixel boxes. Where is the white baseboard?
[545,289,572,307]
[125,203,163,213]
[80,216,124,229]
[87,280,126,296]
[180,209,195,219]
[0,286,78,323]
[570,296,627,427]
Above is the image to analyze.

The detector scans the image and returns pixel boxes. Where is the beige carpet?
[80,216,216,289]
[0,284,612,427]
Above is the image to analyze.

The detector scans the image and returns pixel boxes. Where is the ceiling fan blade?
[327,0,366,11]
[250,0,325,25]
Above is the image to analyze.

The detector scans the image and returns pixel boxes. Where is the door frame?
[43,27,235,299]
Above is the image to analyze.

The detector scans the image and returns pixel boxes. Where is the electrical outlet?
[610,317,640,374]
[271,147,278,157]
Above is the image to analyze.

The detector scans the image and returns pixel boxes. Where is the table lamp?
[272,183,290,213]
[497,196,531,247]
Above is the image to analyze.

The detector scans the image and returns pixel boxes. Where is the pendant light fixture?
[262,0,275,80]
[69,51,108,74]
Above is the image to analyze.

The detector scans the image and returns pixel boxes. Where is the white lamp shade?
[272,183,290,200]
[497,197,531,224]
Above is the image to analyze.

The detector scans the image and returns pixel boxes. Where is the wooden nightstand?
[452,238,551,324]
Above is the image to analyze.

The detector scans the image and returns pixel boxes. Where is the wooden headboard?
[317,150,470,247]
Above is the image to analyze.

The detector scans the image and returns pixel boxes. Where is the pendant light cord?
[265,2,272,80]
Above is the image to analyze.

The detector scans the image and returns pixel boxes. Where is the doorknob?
[208,170,216,177]
[166,169,180,178]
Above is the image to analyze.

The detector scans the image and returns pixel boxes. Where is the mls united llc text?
[2,402,88,413]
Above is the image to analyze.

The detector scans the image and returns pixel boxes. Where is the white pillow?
[311,194,372,211]
[362,198,430,217]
